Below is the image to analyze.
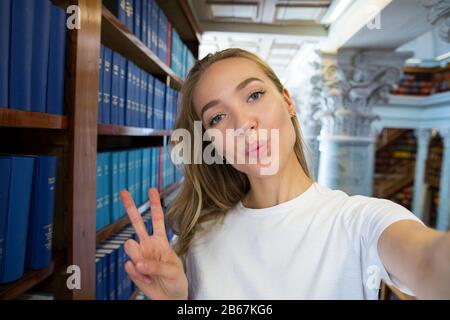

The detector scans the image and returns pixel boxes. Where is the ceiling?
[190,0,333,81]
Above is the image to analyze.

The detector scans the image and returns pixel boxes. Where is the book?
[146,74,154,128]
[118,151,128,218]
[102,46,113,124]
[31,0,52,113]
[97,248,117,300]
[96,153,104,231]
[46,4,67,115]
[104,0,127,25]
[98,45,104,122]
[111,152,120,222]
[0,156,35,284]
[9,0,34,110]
[111,51,121,125]
[118,54,126,126]
[103,152,112,228]
[95,252,108,300]
[0,0,11,107]
[125,0,135,34]
[26,156,57,270]
[133,0,141,41]
[150,0,158,54]
[139,69,147,128]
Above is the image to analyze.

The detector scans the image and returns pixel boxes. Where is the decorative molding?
[419,0,450,43]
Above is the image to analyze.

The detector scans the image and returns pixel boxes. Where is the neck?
[242,152,313,209]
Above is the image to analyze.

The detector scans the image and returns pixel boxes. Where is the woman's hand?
[119,188,188,300]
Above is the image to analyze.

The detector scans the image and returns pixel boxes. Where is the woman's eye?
[248,90,265,102]
[209,114,225,126]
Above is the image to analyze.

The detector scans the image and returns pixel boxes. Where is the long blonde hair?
[166,48,311,264]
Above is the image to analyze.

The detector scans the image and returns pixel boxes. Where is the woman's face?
[192,57,297,177]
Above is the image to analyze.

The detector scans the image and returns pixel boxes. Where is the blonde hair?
[166,48,310,265]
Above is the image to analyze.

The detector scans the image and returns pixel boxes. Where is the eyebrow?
[200,77,264,120]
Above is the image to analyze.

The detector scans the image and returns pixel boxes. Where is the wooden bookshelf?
[96,180,183,244]
[0,0,197,300]
[101,6,183,90]
[0,262,55,300]
[0,109,67,129]
[98,124,172,137]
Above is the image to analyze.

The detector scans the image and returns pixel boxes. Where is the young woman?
[119,48,450,300]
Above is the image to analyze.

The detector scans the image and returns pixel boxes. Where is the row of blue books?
[0,0,66,114]
[96,146,182,231]
[96,211,173,300]
[99,45,179,129]
[0,154,58,284]
[103,0,195,80]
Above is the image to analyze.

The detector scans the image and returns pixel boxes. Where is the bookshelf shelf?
[0,261,55,300]
[96,180,183,245]
[98,124,172,137]
[101,6,183,91]
[0,109,67,129]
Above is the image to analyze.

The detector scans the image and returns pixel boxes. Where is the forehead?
[192,57,268,111]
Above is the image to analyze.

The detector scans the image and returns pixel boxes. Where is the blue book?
[142,148,150,202]
[95,256,104,300]
[102,47,112,124]
[134,0,141,40]
[31,0,52,113]
[26,155,57,270]
[125,61,133,126]
[9,0,34,110]
[98,45,104,123]
[46,4,67,115]
[111,52,121,125]
[0,0,11,107]
[103,152,112,228]
[0,156,35,284]
[95,252,108,300]
[150,0,158,54]
[125,0,134,33]
[118,55,126,126]
[96,153,104,231]
[104,0,127,25]
[164,86,170,130]
[132,65,139,127]
[153,79,160,129]
[127,150,135,200]
[97,248,117,300]
[99,243,123,300]
[135,149,142,206]
[139,70,147,128]
[0,158,12,282]
[142,0,148,47]
[118,151,127,218]
[146,74,154,128]
[111,152,120,222]
[157,6,166,63]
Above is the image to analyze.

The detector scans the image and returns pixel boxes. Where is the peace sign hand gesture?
[120,188,188,300]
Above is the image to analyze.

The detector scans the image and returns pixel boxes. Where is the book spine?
[26,156,57,270]
[167,21,171,66]
[98,45,104,123]
[150,0,158,54]
[46,4,67,115]
[9,0,34,110]
[0,156,35,284]
[0,0,11,107]
[0,158,12,274]
[31,0,52,113]
[102,47,113,124]
[96,153,103,231]
[134,0,141,40]
[103,152,111,228]
[112,152,120,222]
[146,74,154,128]
[111,52,121,125]
[142,0,148,47]
[125,0,134,33]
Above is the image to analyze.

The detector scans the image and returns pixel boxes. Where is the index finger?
[120,190,150,242]
[149,188,168,240]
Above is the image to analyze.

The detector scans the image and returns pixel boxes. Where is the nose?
[234,108,257,137]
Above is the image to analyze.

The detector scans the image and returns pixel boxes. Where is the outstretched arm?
[378,220,450,299]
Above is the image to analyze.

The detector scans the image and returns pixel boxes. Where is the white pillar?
[412,129,432,221]
[317,49,411,196]
[437,127,450,230]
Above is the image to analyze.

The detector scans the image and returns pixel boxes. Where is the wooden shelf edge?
[96,180,183,244]
[101,6,183,90]
[98,124,172,137]
[0,109,67,129]
[0,261,55,300]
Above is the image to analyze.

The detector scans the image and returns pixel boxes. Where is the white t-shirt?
[182,182,424,300]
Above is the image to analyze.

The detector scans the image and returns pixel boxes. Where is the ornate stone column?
[298,51,323,180]
[412,129,432,221]
[317,50,411,196]
[437,127,450,230]
[420,0,450,43]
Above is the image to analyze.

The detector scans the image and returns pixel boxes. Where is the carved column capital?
[419,0,450,43]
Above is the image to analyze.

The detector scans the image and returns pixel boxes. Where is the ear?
[282,88,296,117]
